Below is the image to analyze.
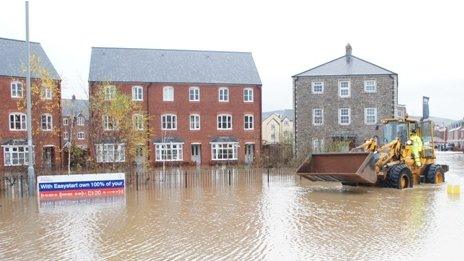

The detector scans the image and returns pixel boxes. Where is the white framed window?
[211,143,238,160]
[63,131,69,140]
[132,86,143,101]
[217,114,232,130]
[161,114,177,130]
[9,113,27,131]
[313,108,324,126]
[77,132,85,140]
[218,87,229,102]
[338,108,351,125]
[364,108,378,125]
[163,86,174,101]
[133,114,144,130]
[41,86,52,100]
[243,88,254,102]
[63,118,69,126]
[95,143,125,163]
[10,81,23,98]
[312,139,324,153]
[76,116,85,126]
[338,80,351,98]
[3,146,30,166]
[41,113,53,131]
[155,143,183,161]
[189,87,200,101]
[104,85,116,100]
[364,80,377,93]
[189,114,200,130]
[244,114,254,130]
[103,115,117,130]
[311,82,324,94]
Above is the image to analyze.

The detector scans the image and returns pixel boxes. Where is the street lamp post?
[26,1,35,181]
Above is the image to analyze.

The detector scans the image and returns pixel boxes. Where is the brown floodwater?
[1,152,464,260]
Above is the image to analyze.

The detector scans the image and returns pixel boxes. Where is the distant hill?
[409,116,455,127]
[262,109,294,121]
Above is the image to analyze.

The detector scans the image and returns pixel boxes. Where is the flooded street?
[1,152,464,260]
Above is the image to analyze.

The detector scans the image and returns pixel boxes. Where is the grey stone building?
[292,44,398,158]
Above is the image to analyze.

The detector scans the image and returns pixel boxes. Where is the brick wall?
[0,76,62,173]
[89,82,262,165]
[294,74,396,158]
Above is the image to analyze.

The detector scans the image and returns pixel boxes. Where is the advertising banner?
[37,173,125,200]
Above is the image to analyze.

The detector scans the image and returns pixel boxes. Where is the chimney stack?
[72,94,76,100]
[345,43,352,63]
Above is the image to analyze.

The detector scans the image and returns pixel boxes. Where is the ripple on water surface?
[1,153,464,260]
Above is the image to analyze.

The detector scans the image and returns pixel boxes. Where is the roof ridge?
[293,55,346,77]
[91,46,252,54]
[350,55,397,75]
[293,54,397,77]
[0,37,41,45]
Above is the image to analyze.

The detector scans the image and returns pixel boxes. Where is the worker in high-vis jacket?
[410,130,423,167]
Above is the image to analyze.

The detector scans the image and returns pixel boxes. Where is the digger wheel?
[425,164,445,184]
[386,164,413,189]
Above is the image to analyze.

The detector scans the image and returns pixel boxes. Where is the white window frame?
[189,87,200,102]
[132,86,143,101]
[77,132,85,140]
[133,114,144,130]
[10,81,23,98]
[243,88,254,102]
[338,80,351,98]
[41,85,53,100]
[3,145,30,166]
[63,118,69,126]
[364,107,378,125]
[41,113,53,131]
[163,86,174,101]
[63,131,69,141]
[189,114,200,130]
[161,114,177,130]
[155,143,184,162]
[211,142,238,161]
[9,113,27,131]
[312,108,324,126]
[218,87,229,102]
[76,116,85,126]
[244,114,254,130]
[364,80,377,93]
[103,115,117,131]
[217,114,232,130]
[312,138,324,153]
[311,81,324,94]
[338,108,351,125]
[95,143,125,163]
[104,85,116,100]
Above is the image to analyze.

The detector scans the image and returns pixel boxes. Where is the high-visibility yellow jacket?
[410,134,423,152]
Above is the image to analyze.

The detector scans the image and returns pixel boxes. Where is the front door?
[245,144,254,164]
[191,144,201,165]
[42,147,54,170]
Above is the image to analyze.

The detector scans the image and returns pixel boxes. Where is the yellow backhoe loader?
[297,117,448,189]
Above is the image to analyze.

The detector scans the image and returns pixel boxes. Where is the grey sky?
[1,0,463,119]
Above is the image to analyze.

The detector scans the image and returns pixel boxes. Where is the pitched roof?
[262,109,294,121]
[61,99,89,118]
[0,37,60,80]
[294,55,396,77]
[89,47,262,85]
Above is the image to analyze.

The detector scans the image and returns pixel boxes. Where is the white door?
[245,144,254,164]
[191,144,201,165]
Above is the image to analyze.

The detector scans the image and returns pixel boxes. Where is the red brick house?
[89,47,262,166]
[61,96,89,150]
[0,37,62,173]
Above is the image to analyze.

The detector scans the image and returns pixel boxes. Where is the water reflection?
[0,153,463,260]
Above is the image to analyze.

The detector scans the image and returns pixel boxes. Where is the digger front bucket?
[296,152,378,185]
